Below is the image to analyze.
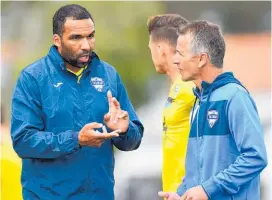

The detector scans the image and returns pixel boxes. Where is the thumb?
[180,191,188,200]
[158,191,169,198]
[84,122,103,130]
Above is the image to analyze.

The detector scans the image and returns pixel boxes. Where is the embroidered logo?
[173,85,180,98]
[207,110,219,128]
[54,82,63,88]
[90,77,105,92]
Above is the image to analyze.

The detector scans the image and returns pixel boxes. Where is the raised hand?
[104,91,129,134]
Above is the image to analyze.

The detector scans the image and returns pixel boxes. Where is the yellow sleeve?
[1,143,22,199]
[162,80,195,192]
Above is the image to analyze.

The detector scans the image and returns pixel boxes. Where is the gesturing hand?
[104,91,129,134]
[158,191,181,200]
[78,122,120,147]
[180,186,208,200]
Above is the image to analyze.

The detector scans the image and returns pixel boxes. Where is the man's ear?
[157,44,162,56]
[158,42,168,57]
[198,53,209,68]
[53,34,61,48]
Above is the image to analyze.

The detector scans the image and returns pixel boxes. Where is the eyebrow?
[175,49,182,55]
[69,30,95,39]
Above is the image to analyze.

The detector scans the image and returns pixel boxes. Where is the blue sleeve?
[111,74,144,151]
[11,72,81,159]
[176,176,187,196]
[202,90,268,198]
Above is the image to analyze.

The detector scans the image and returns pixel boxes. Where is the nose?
[173,53,179,65]
[81,38,91,51]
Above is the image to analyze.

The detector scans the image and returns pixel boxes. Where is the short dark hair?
[147,14,188,47]
[178,20,225,68]
[53,4,94,36]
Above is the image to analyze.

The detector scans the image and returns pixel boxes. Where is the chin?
[156,70,165,74]
[181,76,190,82]
[155,67,165,74]
[77,62,89,68]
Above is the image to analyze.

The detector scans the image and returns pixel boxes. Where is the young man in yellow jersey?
[147,14,195,193]
[1,109,22,199]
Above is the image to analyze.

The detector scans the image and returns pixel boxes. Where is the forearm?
[12,127,80,159]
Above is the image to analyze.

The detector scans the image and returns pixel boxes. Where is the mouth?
[177,67,183,73]
[78,55,90,63]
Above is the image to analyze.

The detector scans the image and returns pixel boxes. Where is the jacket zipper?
[77,75,89,195]
[197,90,203,184]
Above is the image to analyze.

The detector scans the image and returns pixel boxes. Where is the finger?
[180,192,188,200]
[96,140,104,148]
[94,130,120,139]
[113,110,121,124]
[112,98,121,123]
[85,129,96,135]
[180,196,186,200]
[112,97,120,110]
[107,130,120,137]
[101,132,120,139]
[158,191,169,198]
[104,112,111,123]
[182,196,189,200]
[84,122,103,130]
[102,125,108,133]
[118,111,128,119]
[107,90,116,122]
[111,111,117,124]
[107,90,113,111]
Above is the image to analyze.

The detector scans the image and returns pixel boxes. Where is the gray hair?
[178,20,225,68]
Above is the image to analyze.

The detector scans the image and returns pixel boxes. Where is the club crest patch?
[173,85,180,98]
[207,110,219,128]
[90,77,105,92]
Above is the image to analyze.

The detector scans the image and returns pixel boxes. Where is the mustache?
[78,50,92,57]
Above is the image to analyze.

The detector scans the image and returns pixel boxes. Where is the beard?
[60,42,92,68]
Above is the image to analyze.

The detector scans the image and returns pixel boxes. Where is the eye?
[88,32,95,39]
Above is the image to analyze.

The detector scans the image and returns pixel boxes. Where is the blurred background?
[1,1,271,200]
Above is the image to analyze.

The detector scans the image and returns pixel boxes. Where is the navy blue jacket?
[11,46,144,200]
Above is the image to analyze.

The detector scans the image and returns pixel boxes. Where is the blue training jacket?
[11,46,144,200]
[177,72,267,200]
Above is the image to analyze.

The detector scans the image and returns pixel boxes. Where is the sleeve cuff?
[72,131,81,149]
[201,178,221,198]
[118,121,136,139]
[176,183,187,196]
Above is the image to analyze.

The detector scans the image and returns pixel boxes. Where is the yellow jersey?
[162,79,195,192]
[1,125,22,200]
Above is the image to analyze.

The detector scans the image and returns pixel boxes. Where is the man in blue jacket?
[159,20,267,200]
[11,4,144,200]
